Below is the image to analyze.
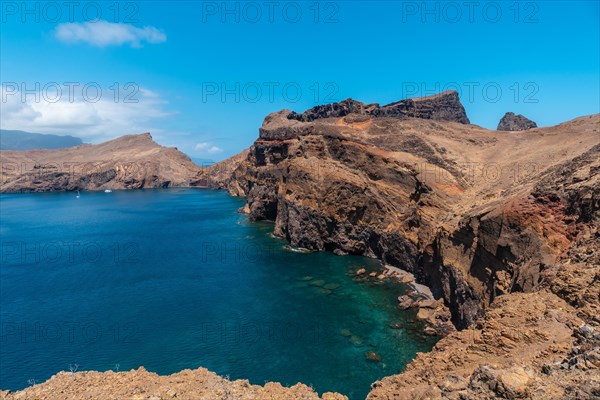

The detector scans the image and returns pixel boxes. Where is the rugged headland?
[202,90,599,398]
[0,133,205,193]
[2,91,599,399]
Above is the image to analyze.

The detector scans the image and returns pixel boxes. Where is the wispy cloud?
[54,20,166,48]
[195,142,223,154]
[0,85,172,142]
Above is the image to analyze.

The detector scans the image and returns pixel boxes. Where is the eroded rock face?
[219,106,599,330]
[367,292,600,400]
[288,91,470,124]
[497,112,538,131]
[205,110,599,397]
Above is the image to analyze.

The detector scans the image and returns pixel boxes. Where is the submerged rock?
[350,335,364,346]
[324,283,341,290]
[365,351,382,363]
[389,322,404,330]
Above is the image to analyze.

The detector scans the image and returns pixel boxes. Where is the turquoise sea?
[0,189,436,399]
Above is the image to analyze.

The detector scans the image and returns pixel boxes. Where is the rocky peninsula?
[2,91,599,399]
[202,91,599,398]
[0,133,205,193]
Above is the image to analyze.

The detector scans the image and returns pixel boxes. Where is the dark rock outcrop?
[497,112,537,131]
[288,91,470,124]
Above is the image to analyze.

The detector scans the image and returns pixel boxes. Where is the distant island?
[0,130,83,151]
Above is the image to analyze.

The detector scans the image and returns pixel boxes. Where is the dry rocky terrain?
[0,368,347,400]
[0,133,205,192]
[204,91,599,398]
[2,91,599,399]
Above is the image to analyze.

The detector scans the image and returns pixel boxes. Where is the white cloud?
[54,20,166,48]
[0,84,172,142]
[195,142,223,154]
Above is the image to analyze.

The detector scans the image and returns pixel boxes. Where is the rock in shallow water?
[365,351,382,363]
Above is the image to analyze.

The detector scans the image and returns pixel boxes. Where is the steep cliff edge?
[205,93,599,397]
[215,97,599,327]
[0,133,205,192]
[288,91,470,124]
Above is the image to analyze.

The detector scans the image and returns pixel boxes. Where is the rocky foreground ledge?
[0,368,347,400]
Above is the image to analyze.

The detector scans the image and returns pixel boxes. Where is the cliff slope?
[0,133,205,192]
[208,92,599,398]
[217,99,598,326]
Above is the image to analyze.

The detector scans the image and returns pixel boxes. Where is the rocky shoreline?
[201,92,599,398]
[2,92,599,399]
[382,265,455,336]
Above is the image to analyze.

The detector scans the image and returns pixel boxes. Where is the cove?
[0,189,437,399]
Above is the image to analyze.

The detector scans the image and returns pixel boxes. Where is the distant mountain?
[0,130,83,150]
[0,133,205,193]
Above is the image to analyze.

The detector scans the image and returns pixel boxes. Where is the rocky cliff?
[288,90,470,124]
[215,100,598,327]
[0,133,205,192]
[4,92,599,399]
[205,93,599,397]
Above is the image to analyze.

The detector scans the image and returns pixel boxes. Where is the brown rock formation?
[368,292,600,399]
[497,112,538,131]
[207,101,599,397]
[0,367,348,400]
[0,133,205,192]
[288,91,470,125]
[218,106,598,326]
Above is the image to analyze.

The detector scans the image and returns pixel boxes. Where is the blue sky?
[1,1,599,161]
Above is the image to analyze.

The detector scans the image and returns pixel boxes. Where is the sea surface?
[0,189,436,399]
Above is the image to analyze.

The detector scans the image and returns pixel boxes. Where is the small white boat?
[76,190,80,199]
[104,189,112,193]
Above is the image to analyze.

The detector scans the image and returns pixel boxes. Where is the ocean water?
[0,189,436,399]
